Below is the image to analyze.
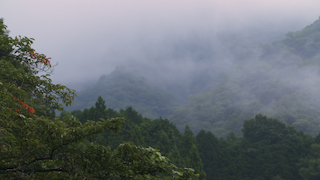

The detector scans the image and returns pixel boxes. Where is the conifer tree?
[156,130,171,155]
[95,95,107,120]
[196,129,222,180]
[180,125,206,180]
[131,125,145,146]
[168,144,182,167]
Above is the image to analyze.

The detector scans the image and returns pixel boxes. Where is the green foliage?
[315,132,320,144]
[282,19,320,59]
[0,19,198,179]
[70,97,205,179]
[69,98,319,180]
[180,125,206,180]
[0,20,75,118]
[0,115,123,179]
[242,114,290,144]
[298,143,320,180]
[233,115,312,179]
[196,130,226,180]
[194,115,317,180]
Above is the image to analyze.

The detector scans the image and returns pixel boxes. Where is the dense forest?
[66,96,320,180]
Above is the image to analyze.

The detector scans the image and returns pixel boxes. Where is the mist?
[1,0,320,90]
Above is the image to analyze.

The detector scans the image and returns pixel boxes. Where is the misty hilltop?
[65,67,179,119]
[67,17,320,137]
[170,18,320,136]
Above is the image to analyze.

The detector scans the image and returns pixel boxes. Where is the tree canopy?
[0,19,198,179]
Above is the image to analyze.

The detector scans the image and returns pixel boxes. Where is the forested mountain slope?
[170,18,320,137]
[66,26,285,120]
[262,17,320,61]
[67,18,320,137]
[67,97,320,180]
[65,67,179,118]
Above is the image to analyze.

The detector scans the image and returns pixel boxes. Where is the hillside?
[66,18,320,137]
[262,17,320,61]
[65,67,179,119]
[169,18,320,137]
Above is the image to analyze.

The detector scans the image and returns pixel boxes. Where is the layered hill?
[169,18,320,137]
[66,18,320,137]
[65,67,179,119]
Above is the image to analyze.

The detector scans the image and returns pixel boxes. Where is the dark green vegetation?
[68,96,206,179]
[0,19,198,179]
[69,97,320,180]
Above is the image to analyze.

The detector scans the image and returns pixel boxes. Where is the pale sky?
[1,0,320,89]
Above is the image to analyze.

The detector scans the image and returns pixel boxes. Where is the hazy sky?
[1,0,320,89]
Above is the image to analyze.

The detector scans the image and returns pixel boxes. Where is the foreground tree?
[0,19,198,179]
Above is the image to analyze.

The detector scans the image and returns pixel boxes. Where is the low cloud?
[1,0,320,90]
